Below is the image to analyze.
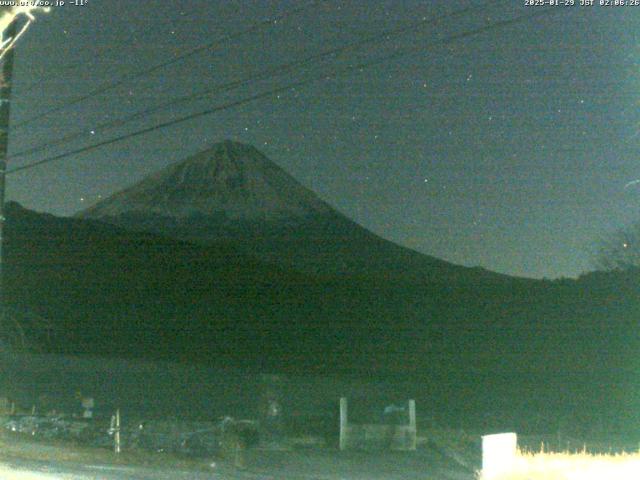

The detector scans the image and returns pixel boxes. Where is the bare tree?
[594,221,640,271]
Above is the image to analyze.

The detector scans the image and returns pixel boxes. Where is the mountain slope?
[78,140,504,281]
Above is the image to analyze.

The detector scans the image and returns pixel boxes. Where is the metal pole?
[114,409,121,454]
[339,397,348,451]
[408,399,417,451]
[0,19,17,310]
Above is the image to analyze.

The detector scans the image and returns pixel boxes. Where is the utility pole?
[0,19,16,311]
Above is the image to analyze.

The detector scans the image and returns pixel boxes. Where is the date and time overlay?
[526,0,640,6]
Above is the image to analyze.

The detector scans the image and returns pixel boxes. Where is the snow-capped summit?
[80,140,332,221]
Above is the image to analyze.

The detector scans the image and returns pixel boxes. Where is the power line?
[10,0,500,161]
[11,0,320,131]
[7,6,569,176]
[20,8,200,93]
[8,6,566,175]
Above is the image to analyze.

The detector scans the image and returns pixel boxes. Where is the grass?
[478,448,640,480]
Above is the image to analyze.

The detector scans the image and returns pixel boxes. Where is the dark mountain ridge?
[6,200,640,431]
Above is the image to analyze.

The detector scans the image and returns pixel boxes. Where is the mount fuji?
[79,140,500,281]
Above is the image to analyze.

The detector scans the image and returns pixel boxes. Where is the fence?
[338,397,416,451]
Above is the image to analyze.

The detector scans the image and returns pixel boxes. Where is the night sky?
[4,0,640,279]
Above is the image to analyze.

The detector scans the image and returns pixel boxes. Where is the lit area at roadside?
[0,464,64,480]
[479,433,640,480]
